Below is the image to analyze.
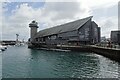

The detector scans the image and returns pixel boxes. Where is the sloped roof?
[34,16,93,38]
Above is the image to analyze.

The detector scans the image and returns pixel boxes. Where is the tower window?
[36,38,39,42]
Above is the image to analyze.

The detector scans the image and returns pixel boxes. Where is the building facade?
[28,16,101,48]
[111,30,120,44]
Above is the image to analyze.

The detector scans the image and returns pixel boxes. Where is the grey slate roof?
[34,16,93,38]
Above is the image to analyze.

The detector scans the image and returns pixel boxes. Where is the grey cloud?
[100,18,118,37]
[102,20,114,29]
[92,4,118,20]
[42,2,85,21]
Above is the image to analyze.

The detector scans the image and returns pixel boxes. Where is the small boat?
[0,45,7,51]
[1,48,5,51]
[3,46,7,49]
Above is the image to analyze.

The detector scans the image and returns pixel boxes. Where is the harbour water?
[2,45,120,78]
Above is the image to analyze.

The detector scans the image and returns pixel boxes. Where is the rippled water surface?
[2,45,120,78]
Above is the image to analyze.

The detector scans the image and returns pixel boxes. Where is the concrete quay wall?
[89,46,120,62]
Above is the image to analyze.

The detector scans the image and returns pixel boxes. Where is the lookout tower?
[16,34,19,43]
[29,21,38,41]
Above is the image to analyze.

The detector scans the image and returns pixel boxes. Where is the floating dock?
[28,44,120,62]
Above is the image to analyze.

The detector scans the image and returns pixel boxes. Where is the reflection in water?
[2,45,119,78]
[52,52,100,78]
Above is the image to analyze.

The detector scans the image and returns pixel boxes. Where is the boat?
[0,45,7,51]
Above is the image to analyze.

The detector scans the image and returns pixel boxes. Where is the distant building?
[111,30,120,44]
[28,16,101,48]
[101,36,107,42]
[118,33,120,45]
[1,40,16,45]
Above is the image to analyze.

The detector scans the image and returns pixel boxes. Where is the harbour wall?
[89,46,120,62]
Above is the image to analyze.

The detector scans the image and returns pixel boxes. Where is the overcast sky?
[0,0,119,41]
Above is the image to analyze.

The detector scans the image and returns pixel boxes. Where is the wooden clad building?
[28,16,101,48]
